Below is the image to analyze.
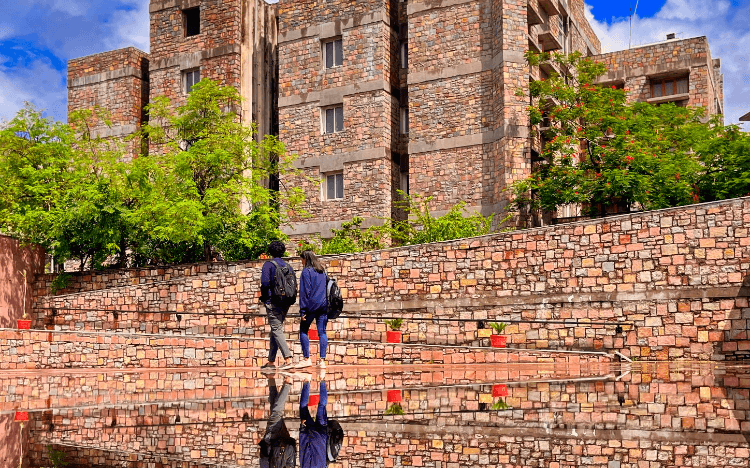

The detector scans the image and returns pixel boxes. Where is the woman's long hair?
[300,250,325,273]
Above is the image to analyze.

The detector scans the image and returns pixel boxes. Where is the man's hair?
[267,240,287,258]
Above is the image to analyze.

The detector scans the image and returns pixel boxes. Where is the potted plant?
[489,322,508,348]
[384,318,403,343]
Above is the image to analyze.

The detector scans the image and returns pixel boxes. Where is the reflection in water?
[3,362,749,467]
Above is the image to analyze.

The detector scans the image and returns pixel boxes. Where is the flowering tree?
[511,51,721,218]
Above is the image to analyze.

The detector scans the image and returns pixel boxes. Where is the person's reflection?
[299,376,329,468]
[260,375,297,468]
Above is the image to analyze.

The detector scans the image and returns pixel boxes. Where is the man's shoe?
[319,360,327,369]
[295,358,313,369]
[260,362,276,372]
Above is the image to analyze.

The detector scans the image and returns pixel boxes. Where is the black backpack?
[271,259,297,306]
[326,419,344,462]
[326,275,344,319]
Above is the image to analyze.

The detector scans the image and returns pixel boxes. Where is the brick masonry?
[23,196,750,364]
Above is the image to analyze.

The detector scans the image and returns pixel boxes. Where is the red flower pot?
[492,385,508,397]
[386,331,402,343]
[387,390,402,403]
[308,329,319,340]
[17,319,31,330]
[308,394,320,407]
[490,335,506,348]
[14,412,29,422]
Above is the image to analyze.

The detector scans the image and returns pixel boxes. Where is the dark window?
[184,69,200,94]
[400,41,408,69]
[184,8,200,37]
[326,173,344,200]
[400,107,409,134]
[324,106,344,134]
[651,76,688,98]
[324,39,343,69]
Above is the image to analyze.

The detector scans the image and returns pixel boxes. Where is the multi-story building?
[67,0,724,241]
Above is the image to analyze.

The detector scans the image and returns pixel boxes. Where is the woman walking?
[296,251,329,369]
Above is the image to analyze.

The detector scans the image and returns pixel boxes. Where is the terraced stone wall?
[30,197,750,362]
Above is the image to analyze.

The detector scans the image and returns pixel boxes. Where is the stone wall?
[30,197,750,362]
[67,47,149,161]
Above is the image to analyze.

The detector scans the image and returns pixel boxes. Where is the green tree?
[696,125,750,201]
[511,51,717,218]
[137,79,304,262]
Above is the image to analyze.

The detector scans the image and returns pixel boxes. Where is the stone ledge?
[409,125,529,154]
[68,67,145,88]
[408,50,527,85]
[282,216,385,237]
[150,44,241,72]
[279,79,391,108]
[294,146,389,172]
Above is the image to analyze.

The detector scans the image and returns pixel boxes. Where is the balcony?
[538,0,560,16]
[527,1,543,26]
[537,24,563,51]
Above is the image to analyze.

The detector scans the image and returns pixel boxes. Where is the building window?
[183,7,200,37]
[325,172,344,200]
[323,105,344,134]
[400,107,409,134]
[184,69,200,94]
[323,38,343,69]
[651,76,689,98]
[400,41,408,69]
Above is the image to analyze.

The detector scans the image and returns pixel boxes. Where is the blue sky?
[0,1,748,125]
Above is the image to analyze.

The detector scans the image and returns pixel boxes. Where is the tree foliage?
[511,51,750,218]
[0,80,303,270]
[298,193,496,255]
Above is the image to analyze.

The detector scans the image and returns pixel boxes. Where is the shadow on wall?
[0,236,45,329]
[0,413,26,468]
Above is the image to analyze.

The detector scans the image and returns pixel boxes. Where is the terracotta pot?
[17,319,32,330]
[307,394,320,407]
[386,330,402,343]
[387,390,402,403]
[492,385,509,397]
[490,335,507,348]
[308,328,319,340]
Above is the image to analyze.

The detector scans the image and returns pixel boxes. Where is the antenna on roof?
[629,0,640,49]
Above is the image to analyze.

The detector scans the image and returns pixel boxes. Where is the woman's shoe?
[260,362,276,372]
[319,360,327,368]
[295,358,313,368]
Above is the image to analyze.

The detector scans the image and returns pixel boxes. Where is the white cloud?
[585,0,750,125]
[0,58,67,123]
[106,0,150,52]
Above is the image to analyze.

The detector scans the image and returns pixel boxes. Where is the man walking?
[260,240,296,370]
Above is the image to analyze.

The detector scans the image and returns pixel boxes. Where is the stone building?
[67,0,277,162]
[67,0,724,240]
[594,35,724,119]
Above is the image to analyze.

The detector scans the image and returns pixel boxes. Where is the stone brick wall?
[67,47,149,161]
[26,197,750,363]
[593,36,724,117]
